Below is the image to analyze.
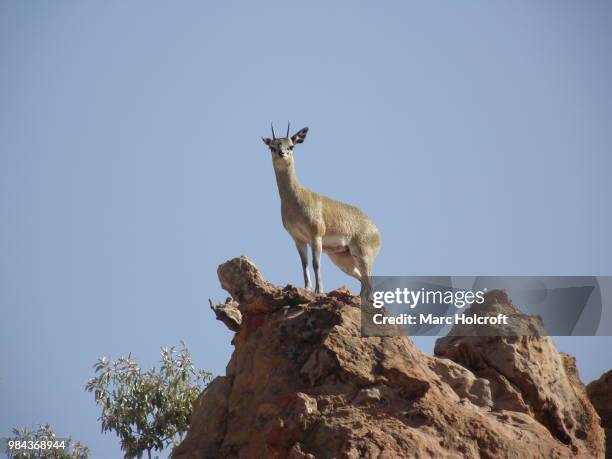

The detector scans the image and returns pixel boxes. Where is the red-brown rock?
[173,257,605,459]
[588,370,612,458]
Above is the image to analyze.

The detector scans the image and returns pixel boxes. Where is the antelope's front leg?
[295,241,312,290]
[311,237,323,293]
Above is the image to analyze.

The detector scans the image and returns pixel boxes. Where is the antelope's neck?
[274,162,302,202]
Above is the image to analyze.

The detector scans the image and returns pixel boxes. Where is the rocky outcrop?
[588,370,612,458]
[173,257,605,459]
[434,290,603,451]
[209,298,242,332]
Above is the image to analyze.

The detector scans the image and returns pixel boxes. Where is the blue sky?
[1,1,611,457]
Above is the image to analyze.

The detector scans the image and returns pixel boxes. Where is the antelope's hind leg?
[348,244,375,300]
[327,250,362,280]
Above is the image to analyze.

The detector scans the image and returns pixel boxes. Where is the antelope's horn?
[286,121,290,138]
[271,122,276,140]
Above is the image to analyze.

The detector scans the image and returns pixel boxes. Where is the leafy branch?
[85,342,211,459]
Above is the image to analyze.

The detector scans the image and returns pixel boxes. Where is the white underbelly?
[323,235,349,250]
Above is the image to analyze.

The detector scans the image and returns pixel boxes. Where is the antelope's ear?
[291,127,309,145]
[262,137,272,146]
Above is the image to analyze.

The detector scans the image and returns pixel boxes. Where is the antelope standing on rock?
[262,123,381,297]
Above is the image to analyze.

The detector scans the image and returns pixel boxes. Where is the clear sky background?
[1,1,611,457]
